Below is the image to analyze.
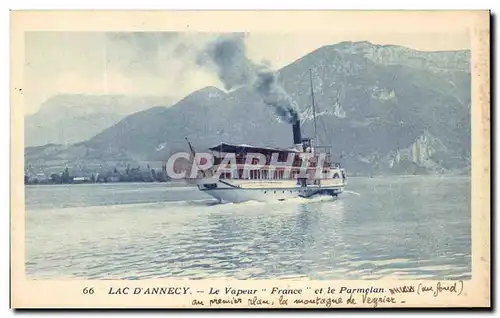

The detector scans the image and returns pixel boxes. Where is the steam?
[196,34,299,123]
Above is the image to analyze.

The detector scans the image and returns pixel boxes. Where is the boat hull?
[197,180,344,203]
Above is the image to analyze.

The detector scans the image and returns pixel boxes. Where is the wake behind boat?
[185,71,348,203]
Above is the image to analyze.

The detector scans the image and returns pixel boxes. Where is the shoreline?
[24,174,471,187]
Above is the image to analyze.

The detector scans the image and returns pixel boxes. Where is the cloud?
[24,31,469,115]
[24,32,224,114]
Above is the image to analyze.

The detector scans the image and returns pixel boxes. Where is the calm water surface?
[25,176,471,280]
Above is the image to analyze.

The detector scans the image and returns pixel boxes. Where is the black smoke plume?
[197,34,299,124]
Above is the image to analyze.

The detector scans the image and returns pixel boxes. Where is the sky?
[24,31,470,115]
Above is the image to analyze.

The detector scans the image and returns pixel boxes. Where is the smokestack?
[292,119,302,146]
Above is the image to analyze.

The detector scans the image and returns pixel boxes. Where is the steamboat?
[186,73,347,203]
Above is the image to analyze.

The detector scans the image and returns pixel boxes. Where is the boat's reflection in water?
[201,197,347,279]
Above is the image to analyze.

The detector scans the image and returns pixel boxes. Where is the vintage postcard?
[10,10,490,308]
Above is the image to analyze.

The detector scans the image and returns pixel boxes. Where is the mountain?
[276,42,470,174]
[24,94,174,147]
[25,41,471,176]
[333,41,469,73]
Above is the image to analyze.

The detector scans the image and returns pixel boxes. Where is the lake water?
[25,176,471,280]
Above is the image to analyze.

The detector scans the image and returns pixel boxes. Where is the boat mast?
[309,69,318,149]
[185,137,206,177]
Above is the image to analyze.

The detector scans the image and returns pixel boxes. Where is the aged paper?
[11,10,490,308]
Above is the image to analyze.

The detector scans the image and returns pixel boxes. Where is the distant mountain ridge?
[25,41,471,176]
[25,94,174,147]
[332,41,470,72]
